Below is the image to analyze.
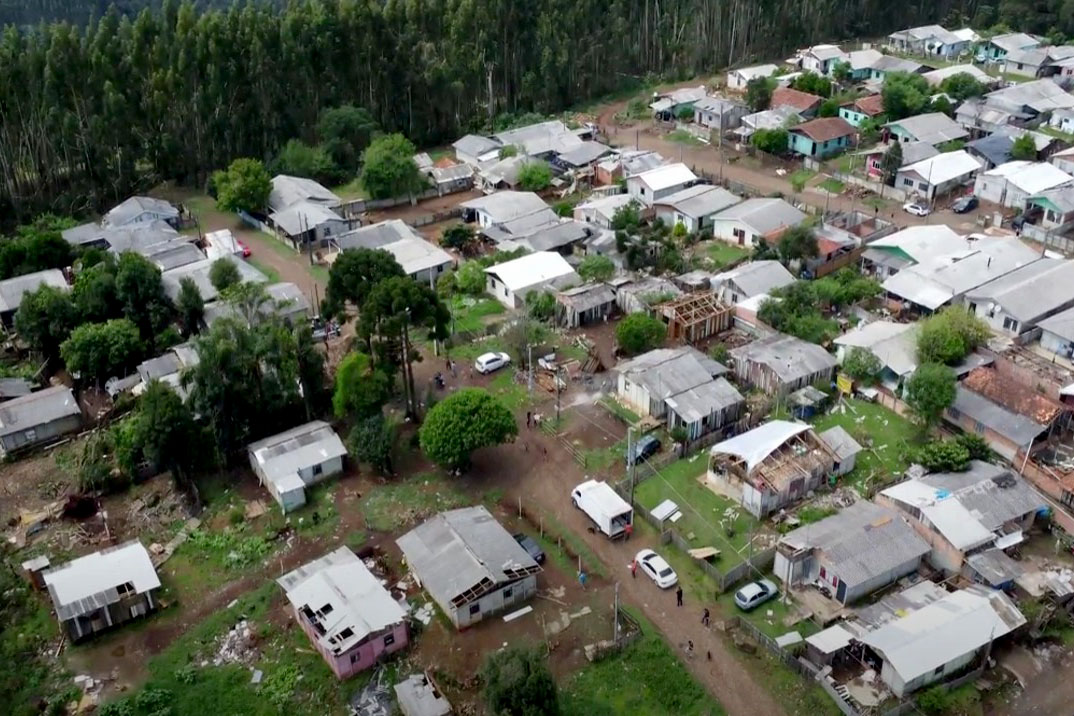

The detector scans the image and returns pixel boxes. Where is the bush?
[915,439,971,472]
[615,313,666,355]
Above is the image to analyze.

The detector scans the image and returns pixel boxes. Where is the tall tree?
[133,380,207,482]
[176,277,204,335]
[60,318,143,386]
[209,258,242,293]
[905,362,956,429]
[115,253,173,349]
[318,105,378,173]
[214,158,272,214]
[14,284,78,360]
[333,351,391,419]
[419,388,517,470]
[322,248,406,321]
[360,133,426,200]
[745,76,773,112]
[481,646,560,716]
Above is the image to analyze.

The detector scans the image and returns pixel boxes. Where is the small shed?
[818,425,862,476]
[964,549,1023,589]
[20,554,50,590]
[805,624,854,666]
[555,283,617,328]
[248,421,348,513]
[394,673,453,716]
[788,385,829,420]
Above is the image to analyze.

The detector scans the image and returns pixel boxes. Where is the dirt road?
[462,424,788,716]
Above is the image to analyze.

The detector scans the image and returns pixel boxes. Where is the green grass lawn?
[862,195,890,210]
[360,472,468,531]
[332,177,367,201]
[715,578,819,639]
[788,168,816,190]
[633,456,766,568]
[700,240,749,268]
[598,395,641,425]
[488,370,532,411]
[582,437,629,472]
[247,257,281,282]
[449,336,510,361]
[667,129,704,146]
[450,295,505,334]
[810,398,919,495]
[561,610,724,716]
[818,177,845,194]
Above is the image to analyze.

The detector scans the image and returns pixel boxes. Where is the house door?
[733,228,746,246]
[789,477,805,498]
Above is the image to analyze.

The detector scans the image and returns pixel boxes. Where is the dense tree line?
[1,0,962,224]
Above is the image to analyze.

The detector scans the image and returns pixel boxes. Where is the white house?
[653,185,742,233]
[973,161,1073,209]
[692,97,748,131]
[484,251,580,309]
[626,163,698,206]
[574,194,637,230]
[460,191,555,229]
[801,44,848,75]
[963,258,1074,337]
[833,320,918,390]
[452,134,503,166]
[268,175,349,247]
[708,198,806,248]
[861,585,1025,697]
[895,150,983,200]
[247,421,348,513]
[887,25,970,59]
[726,64,780,90]
[103,196,180,229]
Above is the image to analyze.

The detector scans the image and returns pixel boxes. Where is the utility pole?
[527,343,534,394]
[627,426,636,504]
[613,582,620,643]
[555,367,563,424]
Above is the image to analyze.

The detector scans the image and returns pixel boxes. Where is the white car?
[474,351,510,375]
[635,548,677,589]
[734,578,779,611]
[902,201,930,217]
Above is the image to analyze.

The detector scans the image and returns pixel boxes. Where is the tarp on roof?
[710,420,811,472]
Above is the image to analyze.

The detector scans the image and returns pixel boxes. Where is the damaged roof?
[963,367,1063,425]
[43,541,160,621]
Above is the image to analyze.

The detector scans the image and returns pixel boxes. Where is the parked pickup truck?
[571,480,633,539]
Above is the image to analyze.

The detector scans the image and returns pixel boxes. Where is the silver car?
[734,578,778,611]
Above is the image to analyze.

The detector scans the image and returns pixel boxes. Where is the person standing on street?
[630,558,638,579]
[676,585,683,607]
[702,608,710,626]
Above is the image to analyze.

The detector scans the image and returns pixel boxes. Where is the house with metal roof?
[921,64,995,88]
[0,385,81,456]
[964,258,1074,337]
[460,191,554,229]
[248,420,348,513]
[269,175,342,214]
[734,106,802,141]
[726,63,780,90]
[277,547,408,680]
[788,117,857,158]
[626,163,698,206]
[860,584,1025,696]
[711,260,795,304]
[653,185,742,233]
[974,161,1074,209]
[857,140,939,181]
[103,196,180,229]
[334,220,454,286]
[775,500,929,604]
[161,254,268,303]
[574,194,637,229]
[860,224,968,279]
[834,320,919,390]
[484,251,579,309]
[692,97,748,132]
[0,268,69,325]
[649,86,708,120]
[202,282,312,330]
[1004,44,1074,78]
[133,341,200,401]
[895,149,983,200]
[708,198,806,249]
[887,25,969,59]
[453,134,503,166]
[267,175,350,247]
[881,236,1041,313]
[492,120,583,158]
[800,44,848,75]
[1038,303,1074,359]
[984,79,1074,119]
[818,425,863,477]
[865,55,927,82]
[396,505,541,629]
[395,673,452,716]
[878,460,1046,573]
[885,112,968,147]
[709,420,839,517]
[982,32,1040,61]
[729,332,838,396]
[616,346,742,440]
[555,283,617,328]
[43,541,161,641]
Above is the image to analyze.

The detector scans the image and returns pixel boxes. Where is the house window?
[383,632,395,647]
[948,407,960,420]
[903,178,914,187]
[312,463,323,476]
[934,664,945,675]
[116,582,133,596]
[918,182,929,191]
[1062,490,1074,508]
[733,228,746,246]
[503,587,513,599]
[974,421,986,435]
[1003,316,1019,332]
[469,603,480,616]
[640,187,647,197]
[350,653,359,664]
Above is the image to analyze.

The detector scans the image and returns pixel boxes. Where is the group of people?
[629,557,712,658]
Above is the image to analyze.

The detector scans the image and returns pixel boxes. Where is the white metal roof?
[248,420,347,488]
[461,191,551,224]
[984,161,1073,194]
[861,586,1025,685]
[632,163,698,192]
[277,547,406,654]
[899,150,982,186]
[807,624,855,654]
[484,251,578,292]
[835,321,919,376]
[710,420,811,473]
[711,198,807,237]
[0,269,69,313]
[43,541,160,621]
[922,64,992,86]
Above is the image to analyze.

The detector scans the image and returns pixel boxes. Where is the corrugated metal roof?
[396,505,538,606]
[484,251,577,292]
[0,269,68,313]
[654,185,742,218]
[712,199,806,237]
[269,175,341,213]
[249,420,347,489]
[277,547,406,655]
[711,420,812,473]
[665,377,744,424]
[0,386,79,438]
[633,163,698,192]
[104,196,178,227]
[730,333,837,384]
[818,426,863,461]
[43,541,160,621]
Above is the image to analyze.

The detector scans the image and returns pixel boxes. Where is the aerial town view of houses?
[14,3,1074,716]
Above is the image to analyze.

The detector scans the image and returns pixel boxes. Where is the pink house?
[277,546,409,680]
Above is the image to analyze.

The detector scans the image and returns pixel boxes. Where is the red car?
[237,239,251,257]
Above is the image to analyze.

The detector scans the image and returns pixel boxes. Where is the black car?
[513,533,545,564]
[626,434,661,466]
[952,196,978,214]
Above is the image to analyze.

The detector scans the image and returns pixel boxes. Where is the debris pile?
[207,619,258,667]
[349,667,392,716]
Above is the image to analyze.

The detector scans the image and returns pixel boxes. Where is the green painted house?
[838,94,885,127]
[788,117,856,158]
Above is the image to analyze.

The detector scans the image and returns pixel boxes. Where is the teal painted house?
[981,32,1039,62]
[788,117,856,158]
[838,95,885,127]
